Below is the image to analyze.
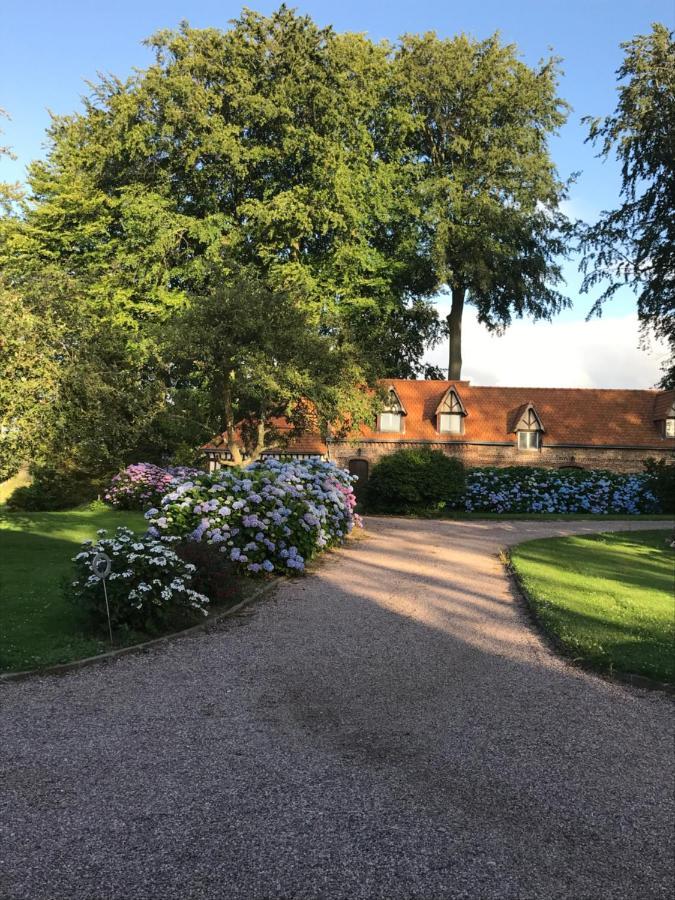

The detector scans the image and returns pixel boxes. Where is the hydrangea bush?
[465,467,660,514]
[145,458,361,575]
[105,463,202,510]
[68,527,209,634]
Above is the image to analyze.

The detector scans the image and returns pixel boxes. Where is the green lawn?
[510,530,675,683]
[0,506,147,673]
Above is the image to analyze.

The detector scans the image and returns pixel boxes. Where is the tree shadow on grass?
[512,530,674,595]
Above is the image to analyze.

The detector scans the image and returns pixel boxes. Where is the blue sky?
[1,0,672,385]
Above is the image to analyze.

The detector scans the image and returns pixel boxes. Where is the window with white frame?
[666,418,675,437]
[518,430,541,450]
[439,412,463,433]
[379,411,402,432]
[435,387,466,434]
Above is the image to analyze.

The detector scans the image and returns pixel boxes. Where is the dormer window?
[436,387,467,434]
[377,387,406,433]
[379,411,402,432]
[653,393,675,438]
[518,430,541,450]
[510,402,545,451]
[439,413,463,433]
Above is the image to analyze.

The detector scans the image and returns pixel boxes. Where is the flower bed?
[145,458,360,575]
[465,467,659,514]
[67,527,210,634]
[105,463,202,510]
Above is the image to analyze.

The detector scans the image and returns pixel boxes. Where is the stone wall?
[327,441,675,475]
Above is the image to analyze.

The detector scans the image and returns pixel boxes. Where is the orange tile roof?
[351,380,675,449]
[203,381,675,454]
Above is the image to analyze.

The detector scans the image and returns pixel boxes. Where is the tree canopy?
[579,23,675,388]
[394,32,572,378]
[0,7,578,483]
[165,275,376,464]
[3,9,434,350]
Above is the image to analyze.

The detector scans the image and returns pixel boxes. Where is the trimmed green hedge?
[366,448,465,514]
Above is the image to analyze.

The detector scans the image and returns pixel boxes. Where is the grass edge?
[500,544,675,695]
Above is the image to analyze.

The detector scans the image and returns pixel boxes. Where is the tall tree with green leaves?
[0,7,444,484]
[0,269,168,483]
[394,33,572,379]
[3,9,435,366]
[166,275,376,464]
[579,23,675,388]
[0,281,57,481]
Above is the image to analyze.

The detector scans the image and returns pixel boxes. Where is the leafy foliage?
[146,458,361,574]
[366,448,466,513]
[643,458,675,513]
[166,276,377,463]
[465,467,659,514]
[0,108,22,216]
[0,10,448,477]
[105,463,202,510]
[394,32,572,377]
[0,268,170,484]
[175,540,243,609]
[579,24,675,388]
[0,281,60,481]
[7,465,98,511]
[67,527,209,635]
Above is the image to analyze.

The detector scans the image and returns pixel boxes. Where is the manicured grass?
[510,530,675,683]
[0,505,147,672]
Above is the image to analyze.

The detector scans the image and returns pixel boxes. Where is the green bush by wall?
[366,448,466,514]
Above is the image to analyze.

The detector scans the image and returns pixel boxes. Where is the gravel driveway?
[1,518,673,900]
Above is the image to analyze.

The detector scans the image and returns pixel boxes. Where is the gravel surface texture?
[1,518,673,900]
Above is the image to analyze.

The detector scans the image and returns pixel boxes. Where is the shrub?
[8,465,97,511]
[644,458,675,514]
[464,467,660,514]
[105,463,202,510]
[175,540,243,609]
[365,448,466,514]
[67,527,209,635]
[145,457,360,574]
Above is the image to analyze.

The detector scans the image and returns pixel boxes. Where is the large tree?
[3,9,435,366]
[0,269,167,483]
[166,275,376,464]
[579,23,675,388]
[395,33,572,379]
[0,281,58,480]
[0,8,444,482]
[0,110,22,215]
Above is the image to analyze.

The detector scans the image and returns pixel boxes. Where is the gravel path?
[1,518,673,900]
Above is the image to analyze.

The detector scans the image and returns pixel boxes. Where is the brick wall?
[328,441,675,475]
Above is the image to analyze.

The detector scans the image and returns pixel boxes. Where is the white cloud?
[424,305,669,389]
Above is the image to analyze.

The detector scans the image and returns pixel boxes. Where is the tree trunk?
[223,382,243,467]
[447,286,465,380]
[248,416,267,464]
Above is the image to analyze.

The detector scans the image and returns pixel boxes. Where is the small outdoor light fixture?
[90,552,113,645]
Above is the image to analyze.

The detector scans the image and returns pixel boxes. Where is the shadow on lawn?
[514,533,674,595]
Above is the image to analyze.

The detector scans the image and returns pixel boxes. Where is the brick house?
[203,380,675,482]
